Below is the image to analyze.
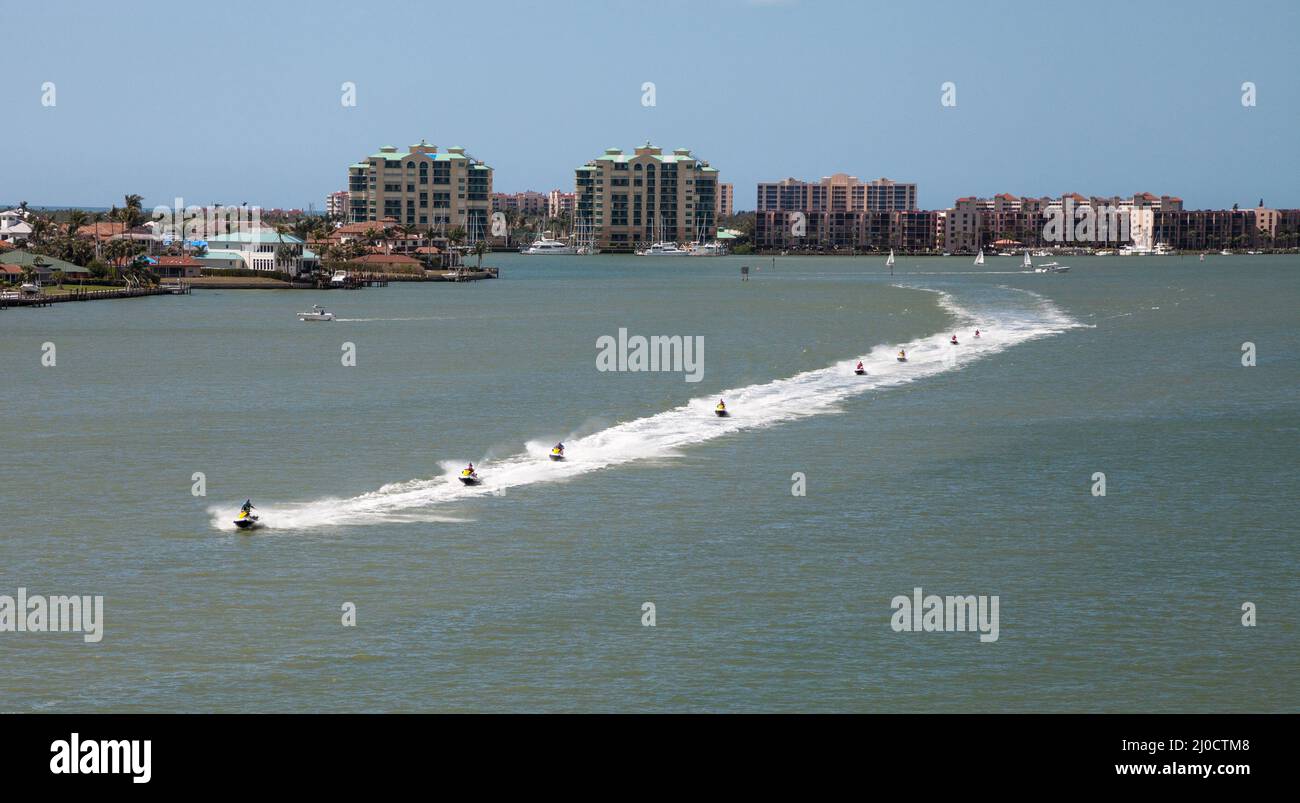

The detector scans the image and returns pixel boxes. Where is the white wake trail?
[211,286,1081,530]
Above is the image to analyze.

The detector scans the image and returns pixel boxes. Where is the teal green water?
[1,254,1296,712]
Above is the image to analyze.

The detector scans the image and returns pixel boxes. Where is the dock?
[1,284,188,308]
[313,268,499,288]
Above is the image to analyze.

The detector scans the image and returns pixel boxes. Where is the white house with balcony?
[0,209,34,244]
[196,228,319,277]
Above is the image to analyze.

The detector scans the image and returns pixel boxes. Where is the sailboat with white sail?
[974,249,985,266]
[886,249,895,274]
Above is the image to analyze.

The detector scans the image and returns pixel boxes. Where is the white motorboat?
[329,270,349,286]
[1034,262,1070,273]
[521,234,577,255]
[636,241,690,256]
[297,304,335,321]
[19,281,41,295]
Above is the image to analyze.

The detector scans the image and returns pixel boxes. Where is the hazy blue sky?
[2,0,1296,211]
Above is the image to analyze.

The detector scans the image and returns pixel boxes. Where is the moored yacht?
[521,234,577,255]
[636,241,690,256]
[686,241,726,256]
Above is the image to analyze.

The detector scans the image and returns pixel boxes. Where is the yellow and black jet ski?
[714,400,729,417]
[233,508,261,530]
[896,350,908,363]
[458,467,482,486]
[549,445,565,461]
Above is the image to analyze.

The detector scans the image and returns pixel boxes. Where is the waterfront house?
[151,255,203,278]
[194,249,244,271]
[0,249,93,282]
[199,228,319,277]
[351,253,425,273]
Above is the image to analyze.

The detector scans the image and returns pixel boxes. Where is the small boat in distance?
[1023,251,1034,271]
[297,305,335,321]
[974,249,985,266]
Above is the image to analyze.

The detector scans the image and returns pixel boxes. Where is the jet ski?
[458,467,482,486]
[854,361,866,376]
[549,445,565,461]
[714,401,729,417]
[233,509,262,530]
[896,351,908,363]
[949,335,959,345]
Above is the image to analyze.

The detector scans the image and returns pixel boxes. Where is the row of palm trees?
[9,195,161,284]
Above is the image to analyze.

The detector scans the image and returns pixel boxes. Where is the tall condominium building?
[574,142,720,251]
[943,191,1188,252]
[756,174,917,213]
[547,190,575,219]
[325,190,349,219]
[754,209,940,252]
[347,140,493,236]
[717,183,734,218]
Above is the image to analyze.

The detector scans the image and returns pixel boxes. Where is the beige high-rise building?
[575,142,720,251]
[757,174,917,212]
[717,183,734,218]
[347,140,493,236]
[547,190,575,219]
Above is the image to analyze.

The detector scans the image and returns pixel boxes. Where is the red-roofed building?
[351,253,425,271]
[152,255,203,278]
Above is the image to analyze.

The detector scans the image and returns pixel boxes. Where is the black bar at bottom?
[2,714,1281,789]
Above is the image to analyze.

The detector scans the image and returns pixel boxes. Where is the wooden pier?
[0,284,187,309]
[313,268,498,288]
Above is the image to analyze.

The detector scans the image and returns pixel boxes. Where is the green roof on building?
[0,249,91,274]
[198,250,243,261]
[207,229,305,245]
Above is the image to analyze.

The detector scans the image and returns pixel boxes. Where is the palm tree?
[471,239,488,270]
[120,194,145,229]
[66,209,89,237]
